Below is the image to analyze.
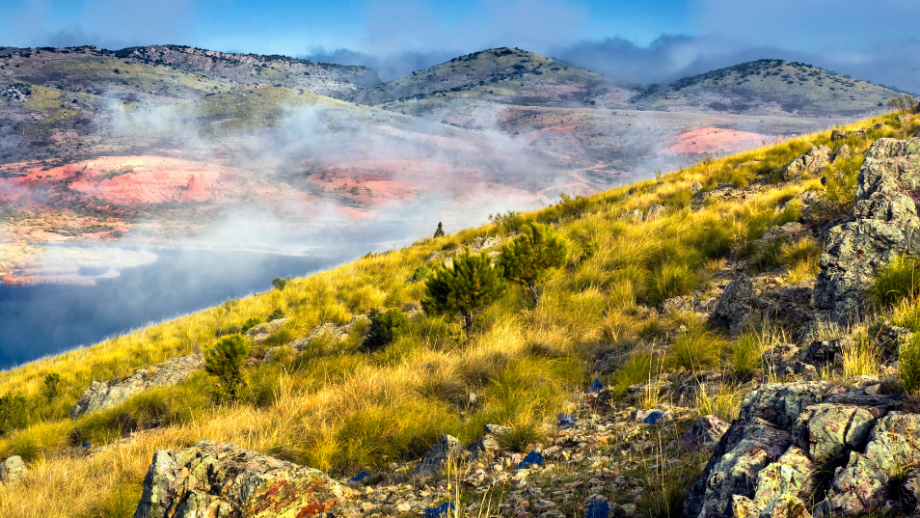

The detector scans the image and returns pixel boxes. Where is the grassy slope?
[0,110,918,517]
[634,59,901,115]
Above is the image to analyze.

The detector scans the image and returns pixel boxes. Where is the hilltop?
[0,105,918,517]
[632,59,900,116]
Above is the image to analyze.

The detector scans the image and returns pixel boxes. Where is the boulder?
[467,424,511,459]
[812,137,920,322]
[691,182,704,192]
[645,204,666,221]
[414,435,469,474]
[0,455,26,483]
[132,440,351,518]
[792,404,878,461]
[833,144,851,162]
[759,495,811,518]
[753,446,816,510]
[680,415,730,451]
[71,354,204,419]
[781,146,832,181]
[244,318,290,343]
[802,339,847,368]
[709,276,755,335]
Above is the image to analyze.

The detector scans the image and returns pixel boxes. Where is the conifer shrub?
[423,252,507,336]
[433,222,445,238]
[870,255,920,308]
[204,335,251,403]
[364,308,410,351]
[0,393,28,436]
[271,276,291,290]
[240,316,262,333]
[268,308,285,321]
[498,223,567,304]
[43,373,61,402]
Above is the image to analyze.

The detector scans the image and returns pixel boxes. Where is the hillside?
[632,59,901,116]
[353,47,638,108]
[0,106,918,517]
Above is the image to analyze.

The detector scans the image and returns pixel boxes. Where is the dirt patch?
[667,127,775,155]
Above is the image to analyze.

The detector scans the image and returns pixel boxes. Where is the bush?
[204,335,251,403]
[364,309,410,351]
[489,210,525,234]
[0,393,29,436]
[730,334,764,378]
[44,372,61,401]
[268,308,285,321]
[900,335,920,395]
[498,223,567,304]
[433,222,445,238]
[272,276,291,290]
[423,252,507,336]
[870,255,920,308]
[749,237,787,273]
[411,264,432,281]
[667,331,723,372]
[241,316,262,333]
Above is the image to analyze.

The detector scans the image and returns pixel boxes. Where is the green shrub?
[44,373,61,401]
[423,252,507,336]
[900,335,920,395]
[498,223,567,304]
[870,255,920,308]
[364,309,410,351]
[0,393,28,436]
[411,264,432,281]
[433,222,445,238]
[204,335,252,403]
[667,331,723,372]
[271,276,291,290]
[267,308,285,321]
[241,316,262,333]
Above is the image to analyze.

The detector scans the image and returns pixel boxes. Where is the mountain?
[351,47,638,108]
[631,59,901,116]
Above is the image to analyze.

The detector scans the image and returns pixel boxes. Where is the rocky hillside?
[0,107,919,517]
[633,59,901,116]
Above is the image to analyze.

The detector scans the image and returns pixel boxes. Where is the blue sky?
[1,0,918,91]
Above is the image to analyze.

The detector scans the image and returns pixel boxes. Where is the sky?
[0,0,918,91]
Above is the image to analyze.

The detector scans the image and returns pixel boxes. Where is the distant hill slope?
[352,47,638,108]
[631,59,901,116]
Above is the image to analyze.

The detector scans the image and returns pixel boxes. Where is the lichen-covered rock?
[729,495,761,517]
[0,455,26,483]
[760,494,811,518]
[692,184,762,210]
[812,137,920,322]
[761,344,799,370]
[753,446,816,510]
[132,440,351,518]
[782,146,832,181]
[414,435,469,474]
[681,415,730,451]
[709,276,755,335]
[645,204,666,221]
[468,425,511,459]
[793,404,879,461]
[71,354,204,419]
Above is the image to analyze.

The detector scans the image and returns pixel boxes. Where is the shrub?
[433,222,445,238]
[0,393,29,436]
[241,316,262,333]
[498,223,567,304]
[268,308,285,321]
[44,372,61,401]
[899,335,920,395]
[423,252,507,336]
[204,335,251,403]
[411,264,432,281]
[870,255,920,308]
[364,309,410,351]
[489,210,525,234]
[271,276,291,290]
[667,331,723,372]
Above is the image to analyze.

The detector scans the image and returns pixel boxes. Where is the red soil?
[668,128,775,155]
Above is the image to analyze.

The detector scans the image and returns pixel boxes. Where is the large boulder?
[782,146,832,181]
[133,440,351,518]
[414,435,470,474]
[680,415,730,452]
[709,276,755,335]
[71,354,204,419]
[0,455,26,483]
[812,137,920,322]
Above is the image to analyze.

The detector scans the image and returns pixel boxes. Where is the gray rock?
[781,146,832,181]
[803,339,848,367]
[833,144,851,162]
[71,354,204,419]
[645,204,666,221]
[468,425,511,459]
[691,182,704,192]
[244,318,290,343]
[709,276,755,335]
[680,415,730,451]
[753,446,816,511]
[692,184,762,210]
[133,440,351,518]
[0,455,26,483]
[759,494,811,518]
[414,435,470,474]
[812,137,920,322]
[792,404,879,462]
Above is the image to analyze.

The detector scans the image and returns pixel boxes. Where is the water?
[0,248,354,369]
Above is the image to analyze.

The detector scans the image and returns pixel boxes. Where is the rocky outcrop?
[414,435,470,474]
[782,146,832,181]
[244,318,290,344]
[692,184,763,210]
[0,455,26,483]
[681,415,730,451]
[709,276,755,335]
[133,440,351,518]
[263,316,368,361]
[812,137,920,322]
[684,381,920,518]
[71,354,204,419]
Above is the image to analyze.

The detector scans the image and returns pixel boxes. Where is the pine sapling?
[498,223,567,304]
[205,334,251,403]
[423,251,506,336]
[433,222,445,238]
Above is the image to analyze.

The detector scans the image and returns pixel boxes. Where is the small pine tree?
[364,308,410,350]
[204,335,251,403]
[423,252,506,336]
[43,373,61,402]
[498,223,567,304]
[433,222,445,238]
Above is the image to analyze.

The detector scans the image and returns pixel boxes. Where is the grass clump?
[667,330,724,373]
[899,335,920,395]
[730,334,766,378]
[870,255,920,308]
[647,263,699,305]
[610,353,654,398]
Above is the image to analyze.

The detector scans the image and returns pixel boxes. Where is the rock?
[833,144,851,162]
[627,209,643,221]
[779,190,822,214]
[468,425,511,459]
[759,494,810,518]
[761,344,799,368]
[132,440,351,518]
[781,146,832,181]
[244,318,290,343]
[0,455,26,483]
[692,184,762,210]
[645,204,666,221]
[414,435,470,474]
[709,276,755,335]
[680,415,730,451]
[831,130,865,142]
[71,354,204,419]
[812,137,920,322]
[691,182,704,192]
[470,236,502,253]
[266,316,370,360]
[662,292,720,316]
[729,495,762,517]
[760,223,808,244]
[802,339,847,368]
[753,446,816,510]
[792,404,878,462]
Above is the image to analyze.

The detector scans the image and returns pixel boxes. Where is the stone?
[802,339,847,368]
[414,435,470,474]
[759,494,811,518]
[0,455,26,483]
[709,276,755,335]
[468,425,511,459]
[753,447,816,510]
[760,344,798,371]
[691,182,704,192]
[132,440,351,518]
[681,415,730,451]
[729,495,761,518]
[71,354,204,419]
[781,146,832,181]
[245,318,290,343]
[793,404,879,461]
[812,137,920,322]
[692,184,762,210]
[644,204,666,221]
[833,144,851,162]
[627,209,643,221]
